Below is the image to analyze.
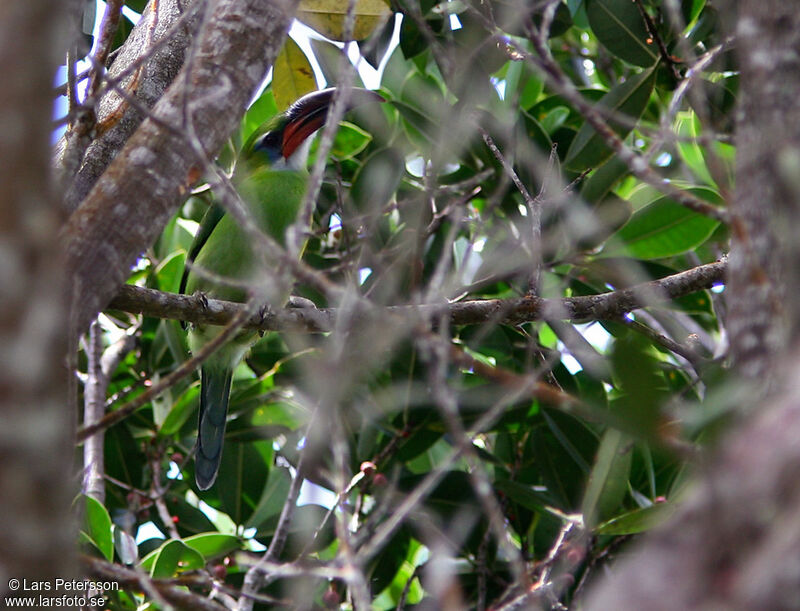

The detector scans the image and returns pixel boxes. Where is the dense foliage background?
[10,0,799,609]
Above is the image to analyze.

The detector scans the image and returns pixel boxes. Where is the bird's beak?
[281,88,385,160]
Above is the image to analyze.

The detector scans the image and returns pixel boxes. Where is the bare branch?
[107,259,727,330]
[82,318,137,502]
[82,554,227,611]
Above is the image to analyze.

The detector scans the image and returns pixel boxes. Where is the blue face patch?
[252,130,283,164]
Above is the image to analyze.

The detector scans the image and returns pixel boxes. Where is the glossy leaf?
[581,429,633,527]
[587,0,659,67]
[183,533,242,560]
[604,187,721,259]
[81,495,114,561]
[580,156,630,204]
[565,68,656,170]
[215,439,274,525]
[143,540,205,577]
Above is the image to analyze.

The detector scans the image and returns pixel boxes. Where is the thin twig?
[520,23,729,223]
[81,554,226,611]
[236,442,309,611]
[76,307,251,442]
[632,0,681,80]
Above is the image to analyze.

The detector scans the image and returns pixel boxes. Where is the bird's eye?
[253,131,282,162]
[256,132,279,149]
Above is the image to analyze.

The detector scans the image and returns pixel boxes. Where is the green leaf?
[520,68,545,110]
[528,410,599,508]
[255,504,335,555]
[521,110,554,153]
[568,0,590,29]
[241,89,278,145]
[308,38,366,88]
[183,533,242,561]
[215,440,274,525]
[682,0,706,24]
[581,429,633,528]
[81,495,114,561]
[604,187,721,259]
[399,1,444,58]
[540,2,574,37]
[158,494,216,536]
[610,332,667,437]
[587,0,659,67]
[330,122,373,161]
[392,100,438,147]
[361,16,396,70]
[245,467,292,530]
[580,156,629,203]
[273,37,317,112]
[298,0,392,42]
[596,502,676,535]
[565,68,656,170]
[125,0,149,12]
[493,479,555,511]
[675,112,715,185]
[159,384,199,435]
[142,540,205,577]
[351,147,405,211]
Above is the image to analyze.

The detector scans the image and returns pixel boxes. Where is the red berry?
[565,546,584,566]
[322,586,340,608]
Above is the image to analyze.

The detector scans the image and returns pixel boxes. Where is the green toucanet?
[181,88,383,490]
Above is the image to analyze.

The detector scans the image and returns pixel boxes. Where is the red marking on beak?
[280,88,385,159]
[282,113,326,160]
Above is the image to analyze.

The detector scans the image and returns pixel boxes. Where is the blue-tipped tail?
[195,366,233,490]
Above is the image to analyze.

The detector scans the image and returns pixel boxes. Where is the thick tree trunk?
[0,0,77,592]
[584,1,800,607]
[726,0,800,383]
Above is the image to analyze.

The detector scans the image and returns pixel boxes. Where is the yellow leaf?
[273,37,317,111]
[298,0,392,42]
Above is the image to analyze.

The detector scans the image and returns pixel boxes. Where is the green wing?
[179,202,226,297]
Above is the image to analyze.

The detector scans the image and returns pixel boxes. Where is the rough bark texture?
[726,0,800,382]
[106,260,726,330]
[56,0,201,212]
[63,0,299,338]
[583,1,800,607]
[0,0,77,592]
[585,352,800,610]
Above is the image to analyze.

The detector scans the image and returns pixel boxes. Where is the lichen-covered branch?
[63,0,300,338]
